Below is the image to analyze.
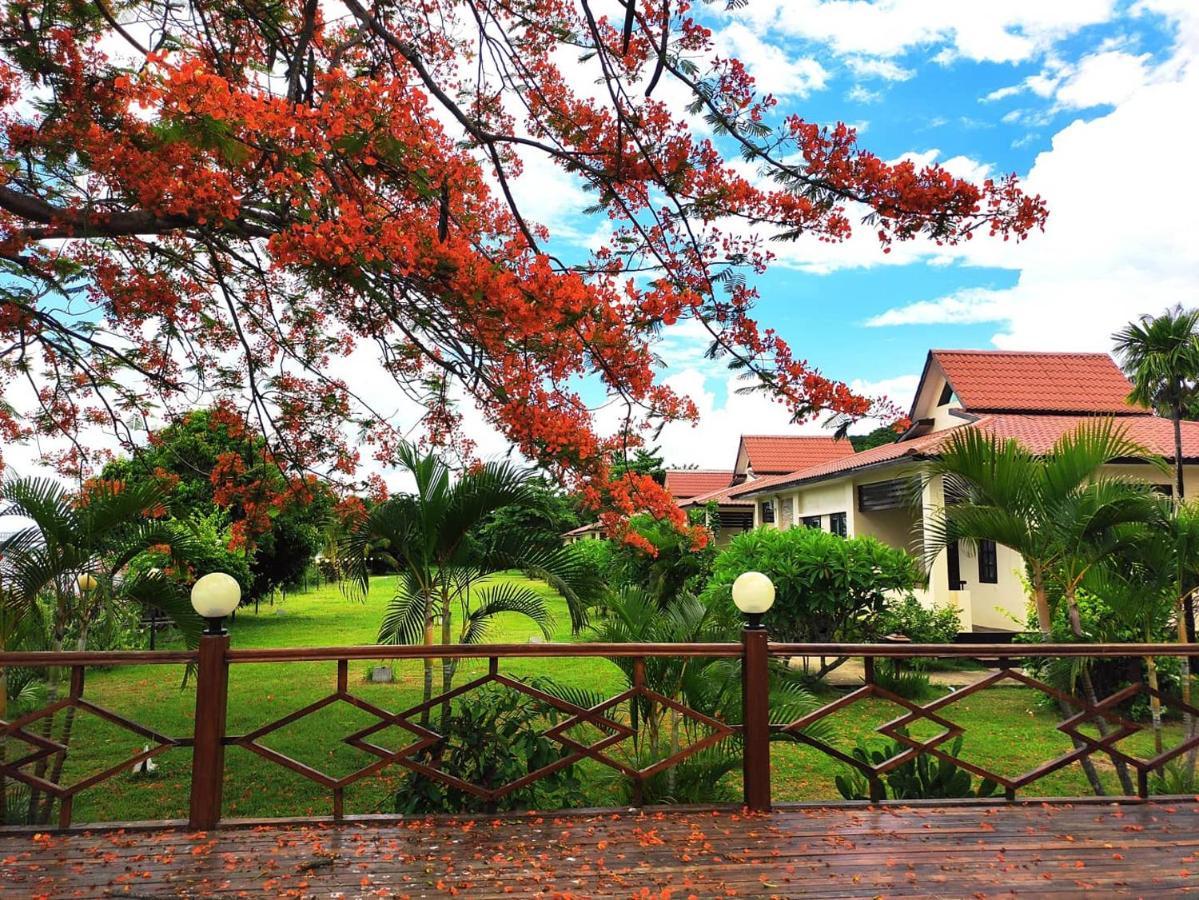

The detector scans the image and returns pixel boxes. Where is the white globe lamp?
[75,572,99,594]
[732,571,775,629]
[191,572,242,635]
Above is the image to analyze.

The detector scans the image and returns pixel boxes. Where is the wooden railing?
[5,634,1199,830]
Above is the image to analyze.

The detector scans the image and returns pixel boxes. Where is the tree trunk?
[1032,569,1105,795]
[420,616,435,729]
[1146,654,1164,756]
[1065,587,1135,796]
[439,609,453,733]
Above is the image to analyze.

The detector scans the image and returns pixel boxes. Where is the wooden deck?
[3,802,1199,897]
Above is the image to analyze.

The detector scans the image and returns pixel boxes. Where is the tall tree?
[0,0,1046,536]
[1113,306,1199,500]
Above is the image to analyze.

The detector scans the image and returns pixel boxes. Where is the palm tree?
[924,419,1163,795]
[1113,305,1199,501]
[542,587,826,804]
[0,476,203,823]
[343,444,599,725]
[1114,306,1199,644]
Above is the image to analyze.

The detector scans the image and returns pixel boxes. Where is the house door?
[946,541,965,590]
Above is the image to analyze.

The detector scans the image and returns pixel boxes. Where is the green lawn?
[18,575,1185,823]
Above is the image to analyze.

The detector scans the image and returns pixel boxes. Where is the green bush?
[702,527,921,642]
[393,682,583,814]
[835,730,998,801]
[611,513,717,604]
[877,595,961,643]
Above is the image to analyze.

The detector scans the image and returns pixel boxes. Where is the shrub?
[877,595,961,643]
[393,682,583,814]
[702,527,921,643]
[835,731,998,801]
[611,513,717,604]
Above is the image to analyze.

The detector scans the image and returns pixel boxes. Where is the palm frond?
[378,576,432,645]
[460,581,554,645]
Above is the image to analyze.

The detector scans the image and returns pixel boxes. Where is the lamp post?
[190,572,241,635]
[188,572,239,830]
[733,571,775,812]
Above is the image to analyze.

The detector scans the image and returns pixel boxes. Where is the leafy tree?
[609,511,717,605]
[0,0,1046,528]
[702,526,920,674]
[103,409,331,601]
[849,425,900,453]
[610,447,667,482]
[343,444,600,724]
[1113,305,1199,499]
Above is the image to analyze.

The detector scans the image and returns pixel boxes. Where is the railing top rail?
[0,649,197,666]
[226,642,743,662]
[769,642,1199,658]
[6,642,1199,668]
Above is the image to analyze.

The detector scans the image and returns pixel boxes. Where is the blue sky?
[509,0,1199,468]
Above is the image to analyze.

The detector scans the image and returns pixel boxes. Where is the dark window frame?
[801,515,821,529]
[828,512,847,537]
[759,499,775,524]
[978,539,998,584]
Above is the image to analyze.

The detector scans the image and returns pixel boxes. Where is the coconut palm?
[0,476,203,823]
[342,444,600,725]
[1113,305,1199,501]
[924,419,1164,795]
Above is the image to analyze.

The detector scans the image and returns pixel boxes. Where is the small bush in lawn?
[393,682,583,814]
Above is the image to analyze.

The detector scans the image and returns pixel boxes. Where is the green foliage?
[140,511,253,597]
[470,476,583,559]
[610,513,716,605]
[834,731,998,801]
[609,446,665,481]
[102,408,332,600]
[849,425,900,453]
[872,661,935,700]
[703,527,921,643]
[877,595,961,644]
[393,683,583,814]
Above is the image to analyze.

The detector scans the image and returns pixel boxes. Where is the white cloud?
[723,0,1119,63]
[1055,50,1152,108]
[714,23,829,98]
[868,16,1199,351]
[865,288,1012,327]
[846,57,915,80]
[846,84,883,103]
[984,49,1151,110]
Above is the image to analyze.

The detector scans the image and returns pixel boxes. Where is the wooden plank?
[3,801,1197,897]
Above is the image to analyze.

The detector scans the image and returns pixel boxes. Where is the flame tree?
[0,0,1046,538]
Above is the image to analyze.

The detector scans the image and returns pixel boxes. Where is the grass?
[9,575,1188,823]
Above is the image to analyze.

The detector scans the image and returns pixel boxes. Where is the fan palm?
[0,475,203,823]
[342,444,601,725]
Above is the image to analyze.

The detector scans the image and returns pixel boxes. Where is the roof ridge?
[931,349,1113,358]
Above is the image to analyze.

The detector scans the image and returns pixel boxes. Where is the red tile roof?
[931,350,1145,415]
[739,435,857,475]
[738,413,1199,495]
[679,481,755,508]
[664,469,733,499]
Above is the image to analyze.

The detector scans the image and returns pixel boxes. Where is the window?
[828,512,847,537]
[937,382,955,406]
[978,539,998,584]
[759,500,775,524]
[802,515,821,529]
[1153,484,1175,497]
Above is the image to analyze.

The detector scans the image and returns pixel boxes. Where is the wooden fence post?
[188,631,230,830]
[741,626,771,812]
